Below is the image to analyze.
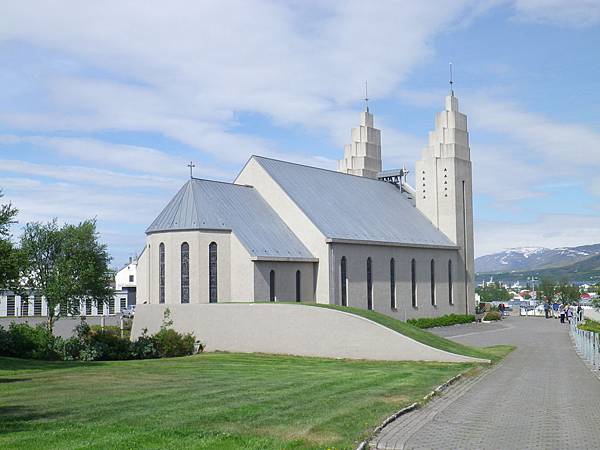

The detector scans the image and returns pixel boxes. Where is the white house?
[0,259,138,317]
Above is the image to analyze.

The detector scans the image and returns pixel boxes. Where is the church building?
[136,92,474,320]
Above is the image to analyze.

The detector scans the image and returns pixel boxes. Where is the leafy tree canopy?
[0,189,18,238]
[20,219,114,330]
[475,282,511,303]
[555,279,581,305]
[0,189,22,291]
[537,277,556,303]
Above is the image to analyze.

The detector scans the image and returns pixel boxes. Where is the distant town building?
[0,258,137,317]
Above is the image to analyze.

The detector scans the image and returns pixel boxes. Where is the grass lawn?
[0,353,482,450]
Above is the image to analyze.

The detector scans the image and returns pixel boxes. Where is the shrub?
[152,328,196,358]
[90,325,121,336]
[0,313,197,361]
[130,328,159,360]
[484,311,501,321]
[89,331,132,361]
[0,323,59,360]
[52,337,75,360]
[407,314,475,329]
[578,319,600,333]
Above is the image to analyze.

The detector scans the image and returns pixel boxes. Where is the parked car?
[122,305,136,319]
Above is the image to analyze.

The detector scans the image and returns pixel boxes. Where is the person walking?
[552,301,559,319]
[577,304,583,322]
[544,301,550,319]
[566,305,574,323]
[559,303,566,323]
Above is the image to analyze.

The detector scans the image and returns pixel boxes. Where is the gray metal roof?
[146,179,315,260]
[252,156,455,248]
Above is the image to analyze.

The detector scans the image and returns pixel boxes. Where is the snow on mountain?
[475,244,600,273]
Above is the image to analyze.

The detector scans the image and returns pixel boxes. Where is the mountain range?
[475,244,600,285]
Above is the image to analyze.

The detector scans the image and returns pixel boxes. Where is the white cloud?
[511,0,600,27]
[0,158,180,189]
[0,0,487,164]
[476,213,600,256]
[1,0,598,260]
[1,177,165,227]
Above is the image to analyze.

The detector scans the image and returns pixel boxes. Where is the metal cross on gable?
[187,161,195,178]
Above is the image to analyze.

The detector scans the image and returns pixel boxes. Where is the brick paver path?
[373,317,600,449]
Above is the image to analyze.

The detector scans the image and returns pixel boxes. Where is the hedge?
[0,309,200,361]
[484,311,501,321]
[407,313,475,329]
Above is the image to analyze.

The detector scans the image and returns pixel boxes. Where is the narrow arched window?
[181,242,190,304]
[340,256,347,306]
[448,259,453,305]
[367,257,373,310]
[411,259,417,308]
[390,258,396,309]
[431,259,436,306]
[269,270,276,301]
[159,243,165,304]
[295,270,301,302]
[209,242,218,303]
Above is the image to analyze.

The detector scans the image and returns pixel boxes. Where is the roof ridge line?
[190,177,254,188]
[252,155,388,182]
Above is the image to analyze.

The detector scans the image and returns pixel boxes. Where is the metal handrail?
[570,315,599,369]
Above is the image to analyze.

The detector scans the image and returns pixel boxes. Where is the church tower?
[415,93,474,313]
[337,107,382,179]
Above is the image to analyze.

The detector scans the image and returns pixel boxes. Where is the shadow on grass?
[0,405,61,434]
[0,378,32,384]
[0,356,107,372]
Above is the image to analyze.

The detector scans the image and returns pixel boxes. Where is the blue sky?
[1,0,599,266]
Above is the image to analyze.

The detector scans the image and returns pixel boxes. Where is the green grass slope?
[302,303,510,362]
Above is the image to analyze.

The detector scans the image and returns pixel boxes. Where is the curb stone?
[354,372,466,450]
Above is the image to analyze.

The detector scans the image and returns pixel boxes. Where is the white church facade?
[136,93,474,320]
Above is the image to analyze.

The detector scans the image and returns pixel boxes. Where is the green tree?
[555,279,581,305]
[536,277,556,303]
[0,189,23,291]
[0,189,18,238]
[21,219,114,331]
[475,282,511,303]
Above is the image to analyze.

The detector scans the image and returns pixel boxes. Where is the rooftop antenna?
[187,161,195,178]
[449,62,454,96]
[364,80,369,113]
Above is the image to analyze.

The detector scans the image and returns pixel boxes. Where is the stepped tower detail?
[338,109,382,179]
[415,94,474,313]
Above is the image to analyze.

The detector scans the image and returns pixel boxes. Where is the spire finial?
[187,161,195,178]
[449,62,454,96]
[364,80,369,113]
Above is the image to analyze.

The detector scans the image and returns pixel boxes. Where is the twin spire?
[338,65,457,179]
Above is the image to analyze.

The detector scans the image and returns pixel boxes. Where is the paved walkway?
[373,317,600,449]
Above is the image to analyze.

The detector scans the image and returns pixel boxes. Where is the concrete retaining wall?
[131,303,487,363]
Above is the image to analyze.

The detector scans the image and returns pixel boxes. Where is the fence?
[570,316,600,370]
